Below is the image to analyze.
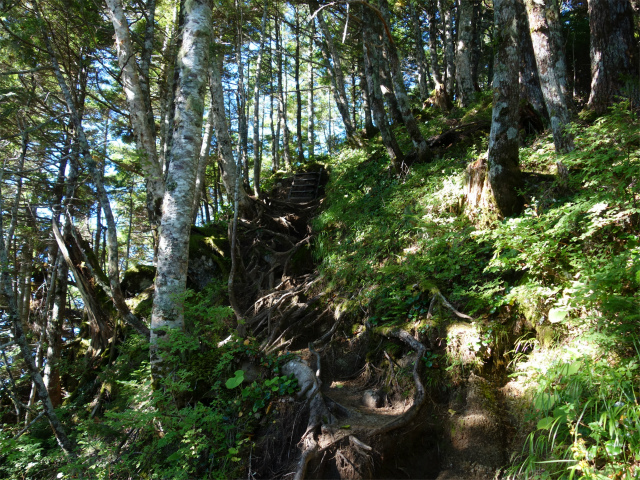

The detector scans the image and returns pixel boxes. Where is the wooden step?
[288,169,323,202]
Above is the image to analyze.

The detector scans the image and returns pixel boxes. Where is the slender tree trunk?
[311,0,356,140]
[362,6,404,172]
[151,0,212,379]
[525,0,574,153]
[471,0,482,89]
[456,0,477,106]
[253,2,268,196]
[235,1,249,186]
[411,2,430,101]
[159,3,180,173]
[485,0,523,217]
[427,0,450,109]
[210,51,252,213]
[379,57,404,125]
[517,0,548,118]
[277,20,292,170]
[439,0,455,102]
[587,0,638,113]
[104,0,165,227]
[307,19,316,161]
[379,0,431,161]
[192,87,213,219]
[295,6,304,163]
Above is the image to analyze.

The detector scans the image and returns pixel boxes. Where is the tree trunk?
[379,0,431,162]
[362,6,404,172]
[209,51,252,213]
[587,0,638,113]
[308,19,316,161]
[311,0,356,140]
[151,0,212,380]
[295,6,304,163]
[235,2,249,186]
[104,0,165,227]
[378,52,404,125]
[517,0,548,118]
[456,0,477,107]
[525,0,574,153]
[484,0,523,218]
[192,87,213,219]
[411,2,430,101]
[253,2,268,196]
[427,0,450,110]
[439,0,455,102]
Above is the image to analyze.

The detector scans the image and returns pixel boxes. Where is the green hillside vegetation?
[2,96,638,479]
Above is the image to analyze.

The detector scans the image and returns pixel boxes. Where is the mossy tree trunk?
[485,0,524,218]
[151,0,211,380]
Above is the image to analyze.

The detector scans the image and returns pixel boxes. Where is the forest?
[0,0,639,478]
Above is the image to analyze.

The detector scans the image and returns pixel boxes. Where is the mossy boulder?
[121,264,156,298]
[188,224,230,290]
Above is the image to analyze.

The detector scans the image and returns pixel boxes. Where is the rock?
[362,389,383,408]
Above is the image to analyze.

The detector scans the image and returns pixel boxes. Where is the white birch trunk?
[151,0,212,377]
[104,0,165,221]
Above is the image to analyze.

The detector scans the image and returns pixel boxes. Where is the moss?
[121,264,156,297]
[189,224,230,277]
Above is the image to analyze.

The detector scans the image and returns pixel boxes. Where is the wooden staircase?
[287,169,322,203]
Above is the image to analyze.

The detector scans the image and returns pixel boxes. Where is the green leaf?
[537,417,556,430]
[534,392,558,411]
[604,440,622,457]
[549,308,568,323]
[225,370,245,389]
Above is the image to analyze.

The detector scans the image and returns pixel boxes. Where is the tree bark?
[151,0,212,379]
[253,2,268,196]
[104,0,165,226]
[295,6,304,163]
[525,0,574,153]
[411,2,430,101]
[311,0,356,140]
[587,0,638,113]
[427,0,450,109]
[379,0,431,162]
[362,6,404,172]
[209,51,252,213]
[439,0,455,102]
[456,0,477,107]
[517,0,548,118]
[485,0,523,217]
[308,18,316,160]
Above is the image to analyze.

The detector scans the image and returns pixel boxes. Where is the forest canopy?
[0,0,639,478]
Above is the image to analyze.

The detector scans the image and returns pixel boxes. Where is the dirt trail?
[246,170,515,479]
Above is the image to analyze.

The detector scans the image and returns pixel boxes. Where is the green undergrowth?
[0,281,297,480]
[316,101,640,478]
